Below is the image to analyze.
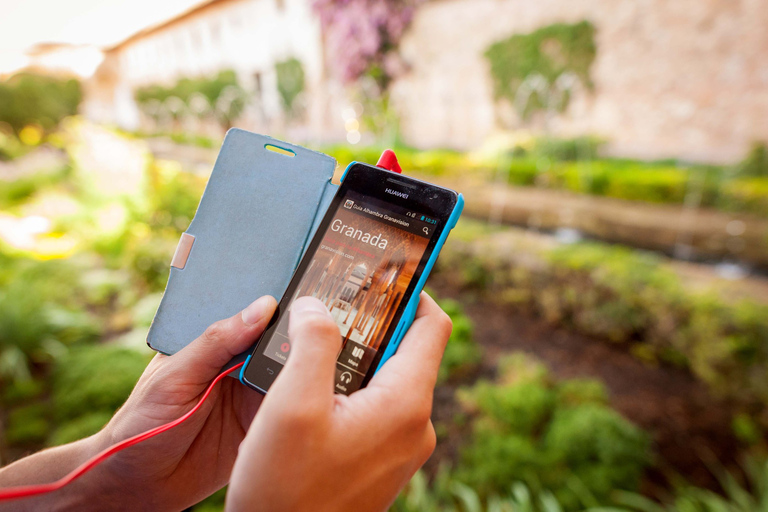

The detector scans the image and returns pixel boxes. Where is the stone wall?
[392,0,768,163]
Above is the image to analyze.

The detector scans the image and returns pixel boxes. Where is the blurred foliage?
[2,125,766,510]
[324,141,768,217]
[736,142,768,178]
[0,131,31,162]
[455,355,649,510]
[0,166,71,210]
[392,469,607,512]
[508,157,721,207]
[0,73,81,135]
[275,57,306,115]
[135,70,238,107]
[534,136,604,162]
[485,21,596,118]
[47,345,150,445]
[616,456,768,512]
[722,177,768,217]
[436,298,482,383]
[323,145,481,178]
[118,128,219,149]
[134,70,246,130]
[51,345,150,422]
[437,222,768,418]
[0,254,101,382]
[0,146,202,458]
[394,457,768,512]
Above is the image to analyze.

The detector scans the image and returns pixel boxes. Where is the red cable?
[0,362,244,502]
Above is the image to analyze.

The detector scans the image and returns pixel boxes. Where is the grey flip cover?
[147,129,338,366]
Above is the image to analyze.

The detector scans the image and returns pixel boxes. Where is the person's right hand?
[226,292,452,512]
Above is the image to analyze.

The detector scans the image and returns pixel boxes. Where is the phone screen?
[259,188,437,394]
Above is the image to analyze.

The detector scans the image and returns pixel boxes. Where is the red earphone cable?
[0,362,244,502]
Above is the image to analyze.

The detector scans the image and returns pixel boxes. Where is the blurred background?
[1,0,767,510]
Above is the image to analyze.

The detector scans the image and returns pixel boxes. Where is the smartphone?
[241,162,461,395]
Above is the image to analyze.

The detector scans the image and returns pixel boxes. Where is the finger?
[266,296,341,409]
[166,295,277,380]
[368,292,452,399]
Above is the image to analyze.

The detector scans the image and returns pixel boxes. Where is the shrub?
[736,142,768,178]
[135,70,247,130]
[51,345,150,422]
[534,136,604,162]
[485,21,596,118]
[437,299,482,382]
[48,411,113,447]
[394,470,614,512]
[192,487,228,512]
[721,177,768,217]
[5,403,50,445]
[437,224,768,413]
[0,73,81,134]
[0,132,30,161]
[506,159,540,185]
[604,167,689,204]
[275,57,306,114]
[0,166,70,209]
[320,145,479,179]
[456,355,649,510]
[0,256,101,381]
[617,456,768,512]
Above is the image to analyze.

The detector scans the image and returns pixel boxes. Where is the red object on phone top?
[376,149,402,174]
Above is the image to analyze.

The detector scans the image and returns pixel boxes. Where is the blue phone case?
[147,129,338,370]
[239,162,464,384]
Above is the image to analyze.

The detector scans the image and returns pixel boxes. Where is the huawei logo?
[385,188,409,199]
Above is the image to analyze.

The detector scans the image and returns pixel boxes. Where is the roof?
[106,0,244,52]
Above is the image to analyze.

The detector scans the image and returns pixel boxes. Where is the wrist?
[0,431,118,511]
[48,431,120,510]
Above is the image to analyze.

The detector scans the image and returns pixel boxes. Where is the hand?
[226,292,452,512]
[93,295,277,510]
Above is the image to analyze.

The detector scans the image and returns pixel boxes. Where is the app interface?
[262,189,436,394]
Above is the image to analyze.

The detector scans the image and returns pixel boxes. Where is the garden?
[1,71,768,511]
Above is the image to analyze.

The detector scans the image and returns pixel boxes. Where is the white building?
[83,0,345,142]
[77,0,768,163]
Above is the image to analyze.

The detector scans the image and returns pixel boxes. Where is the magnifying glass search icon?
[422,227,430,235]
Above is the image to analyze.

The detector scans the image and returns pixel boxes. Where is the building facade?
[82,0,768,164]
[83,0,346,141]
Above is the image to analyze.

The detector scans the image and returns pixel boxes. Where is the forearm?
[0,430,120,511]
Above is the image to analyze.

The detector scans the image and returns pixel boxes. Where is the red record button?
[280,342,290,353]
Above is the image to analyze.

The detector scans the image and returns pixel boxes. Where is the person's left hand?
[91,295,277,510]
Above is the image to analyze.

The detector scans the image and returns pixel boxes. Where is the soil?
[425,281,743,495]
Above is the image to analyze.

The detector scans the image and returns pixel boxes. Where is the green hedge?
[437,222,768,413]
[322,145,477,178]
[456,355,649,510]
[0,255,101,381]
[49,345,151,445]
[436,298,482,383]
[322,143,768,217]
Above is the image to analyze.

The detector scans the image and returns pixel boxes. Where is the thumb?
[267,296,341,408]
[167,295,277,382]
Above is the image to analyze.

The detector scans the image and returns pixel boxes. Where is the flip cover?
[147,129,338,365]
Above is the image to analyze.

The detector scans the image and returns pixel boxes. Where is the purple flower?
[312,0,421,85]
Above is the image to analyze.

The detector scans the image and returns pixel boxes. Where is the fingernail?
[291,296,333,318]
[242,296,274,325]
